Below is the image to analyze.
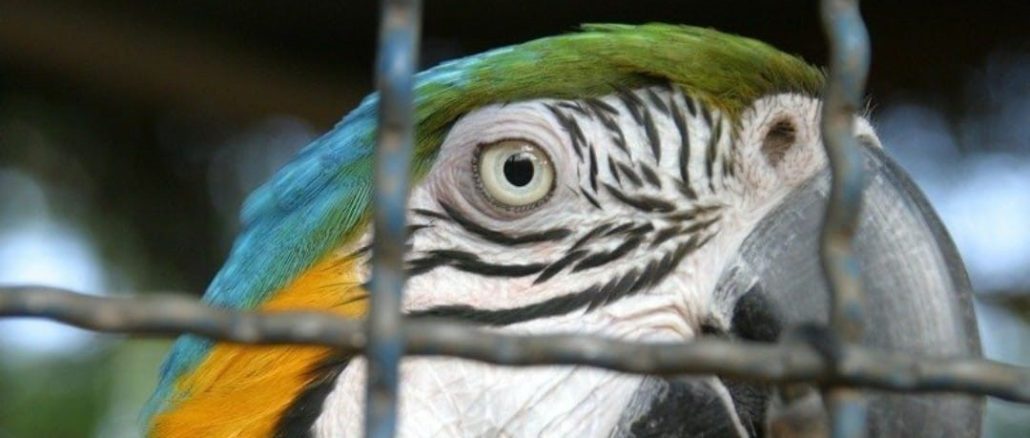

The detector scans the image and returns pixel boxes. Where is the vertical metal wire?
[366,0,422,437]
[819,0,871,437]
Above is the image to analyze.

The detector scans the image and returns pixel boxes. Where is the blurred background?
[0,0,1027,436]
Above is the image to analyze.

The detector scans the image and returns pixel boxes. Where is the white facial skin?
[314,89,880,437]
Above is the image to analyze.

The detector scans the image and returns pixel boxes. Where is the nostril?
[761,118,798,167]
[730,283,784,342]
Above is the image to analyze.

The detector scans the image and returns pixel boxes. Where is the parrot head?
[145,24,981,437]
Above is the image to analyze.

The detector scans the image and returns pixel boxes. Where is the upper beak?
[713,142,983,435]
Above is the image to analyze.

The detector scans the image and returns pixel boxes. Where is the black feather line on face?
[587,100,630,157]
[607,156,623,185]
[628,222,656,236]
[585,268,639,311]
[684,93,698,117]
[705,116,723,193]
[348,243,374,259]
[678,183,699,201]
[615,88,662,163]
[616,88,647,126]
[572,236,644,272]
[437,202,572,245]
[641,106,662,164]
[409,238,702,326]
[604,183,676,213]
[581,188,603,210]
[669,91,692,192]
[407,223,432,234]
[650,226,682,248]
[557,101,590,117]
[700,103,713,128]
[612,132,630,156]
[603,222,637,237]
[588,145,600,193]
[273,354,351,438]
[645,88,671,116]
[545,104,588,161]
[408,249,547,278]
[664,204,722,222]
[585,97,620,116]
[639,164,663,189]
[614,162,644,188]
[571,223,615,250]
[681,216,721,235]
[413,208,451,221]
[722,154,736,188]
[533,249,588,284]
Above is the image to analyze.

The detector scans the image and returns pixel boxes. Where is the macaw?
[144,24,982,437]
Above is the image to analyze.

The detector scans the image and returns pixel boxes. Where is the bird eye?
[474,139,555,210]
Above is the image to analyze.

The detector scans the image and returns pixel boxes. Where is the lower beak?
[711,142,983,435]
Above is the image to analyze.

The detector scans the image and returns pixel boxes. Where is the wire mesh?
[0,0,1028,437]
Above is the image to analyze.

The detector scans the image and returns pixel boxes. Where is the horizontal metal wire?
[2,285,1028,404]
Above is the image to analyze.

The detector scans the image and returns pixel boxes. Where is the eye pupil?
[475,140,554,211]
[503,154,535,187]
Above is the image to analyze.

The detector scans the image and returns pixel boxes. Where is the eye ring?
[473,139,556,212]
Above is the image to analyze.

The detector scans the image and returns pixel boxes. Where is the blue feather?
[143,66,468,418]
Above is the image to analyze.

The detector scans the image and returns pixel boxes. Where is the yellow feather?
[151,253,367,437]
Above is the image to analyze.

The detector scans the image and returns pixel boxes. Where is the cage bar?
[366,0,423,437]
[3,1,1030,437]
[819,0,873,437]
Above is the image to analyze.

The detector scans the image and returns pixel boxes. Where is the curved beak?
[713,142,983,435]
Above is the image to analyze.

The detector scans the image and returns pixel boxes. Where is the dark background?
[0,1,1027,436]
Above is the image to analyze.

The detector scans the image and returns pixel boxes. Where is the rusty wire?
[1,286,1030,404]
[819,0,873,436]
[1,1,1028,436]
[367,0,422,437]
